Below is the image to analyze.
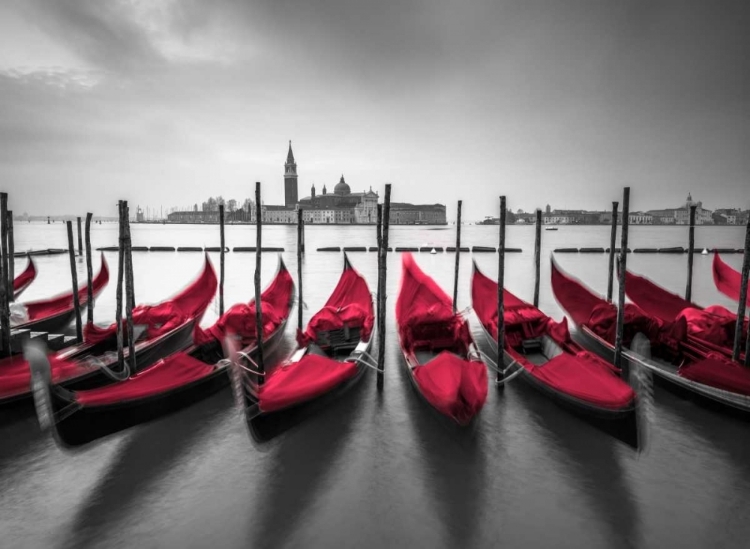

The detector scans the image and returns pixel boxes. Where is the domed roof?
[334,174,350,195]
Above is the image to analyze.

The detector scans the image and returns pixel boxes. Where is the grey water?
[1,222,749,549]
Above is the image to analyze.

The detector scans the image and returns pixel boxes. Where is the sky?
[0,0,748,221]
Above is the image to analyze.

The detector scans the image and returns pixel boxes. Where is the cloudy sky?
[1,0,748,220]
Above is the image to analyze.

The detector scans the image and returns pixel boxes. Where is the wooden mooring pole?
[376,185,392,391]
[607,201,619,303]
[116,201,126,371]
[0,192,10,356]
[614,187,631,381]
[732,218,750,365]
[124,203,136,374]
[219,204,225,316]
[376,203,383,387]
[685,205,697,302]
[77,216,83,257]
[254,182,265,383]
[497,196,507,386]
[533,209,542,308]
[7,211,13,303]
[297,208,304,331]
[85,213,94,325]
[66,221,83,342]
[452,200,462,312]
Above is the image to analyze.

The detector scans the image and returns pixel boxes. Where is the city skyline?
[1,1,749,220]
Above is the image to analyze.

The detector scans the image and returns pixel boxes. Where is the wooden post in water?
[607,201,619,303]
[7,211,13,303]
[0,193,9,356]
[533,209,542,308]
[497,196,507,386]
[377,185,392,391]
[77,216,83,256]
[732,218,750,364]
[85,213,94,325]
[219,204,225,316]
[685,205,697,302]
[452,200,462,312]
[66,221,83,342]
[297,208,304,331]
[614,187,631,381]
[376,204,383,388]
[116,201,126,371]
[123,203,136,374]
[254,182,265,383]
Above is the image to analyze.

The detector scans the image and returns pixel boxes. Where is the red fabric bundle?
[196,263,294,346]
[588,302,663,346]
[412,351,488,425]
[527,352,635,409]
[258,354,358,412]
[25,256,109,322]
[75,352,215,406]
[679,356,750,396]
[297,266,374,347]
[713,253,750,306]
[86,257,217,345]
[678,306,746,348]
[0,354,90,401]
[13,258,36,297]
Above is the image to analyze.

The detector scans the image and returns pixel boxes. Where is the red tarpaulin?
[23,255,109,323]
[297,262,374,347]
[85,256,217,344]
[680,356,750,396]
[713,253,750,306]
[258,354,358,412]
[196,261,294,346]
[550,258,608,328]
[624,268,696,323]
[525,351,635,409]
[396,254,486,423]
[412,351,488,424]
[13,257,37,298]
[75,352,215,406]
[0,354,90,401]
[677,306,746,348]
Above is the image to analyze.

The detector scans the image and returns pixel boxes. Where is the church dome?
[334,174,350,195]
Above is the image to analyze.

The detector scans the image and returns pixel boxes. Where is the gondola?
[232,254,372,443]
[623,265,746,362]
[471,262,636,424]
[11,254,109,335]
[12,256,37,299]
[395,253,487,426]
[551,258,750,415]
[713,252,750,306]
[1,255,216,406]
[27,256,294,447]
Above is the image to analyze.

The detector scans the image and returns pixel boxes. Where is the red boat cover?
[24,255,110,323]
[75,352,215,407]
[713,253,750,306]
[679,355,750,396]
[258,354,357,412]
[0,354,90,401]
[396,253,471,353]
[195,262,294,346]
[85,256,217,344]
[526,351,635,409]
[550,258,608,328]
[677,306,747,348]
[412,351,488,424]
[472,265,569,348]
[13,258,37,298]
[624,269,696,323]
[297,264,373,347]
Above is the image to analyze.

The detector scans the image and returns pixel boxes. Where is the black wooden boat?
[395,253,487,426]
[551,258,750,416]
[27,256,294,447]
[232,254,374,443]
[1,256,216,406]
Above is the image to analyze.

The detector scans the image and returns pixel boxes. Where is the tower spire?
[284,140,298,207]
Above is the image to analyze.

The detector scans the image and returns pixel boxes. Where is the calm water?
[1,222,749,549]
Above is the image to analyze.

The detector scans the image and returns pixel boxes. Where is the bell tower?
[284,140,298,207]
